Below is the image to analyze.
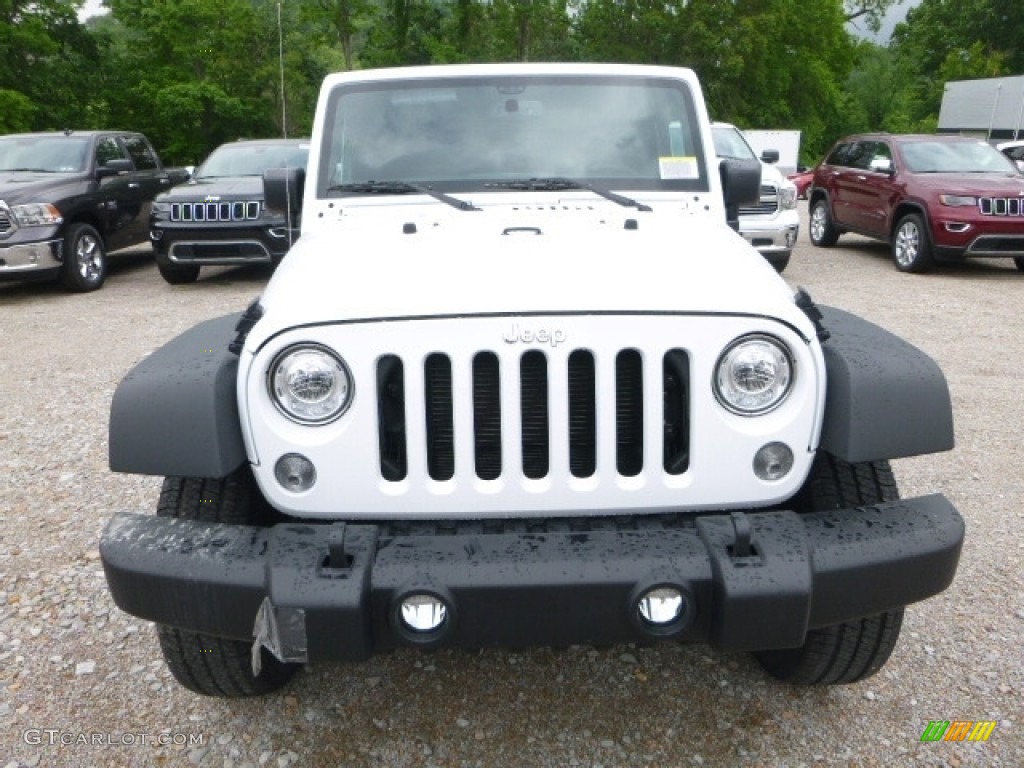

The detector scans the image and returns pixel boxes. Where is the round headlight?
[269,344,352,424]
[714,334,793,415]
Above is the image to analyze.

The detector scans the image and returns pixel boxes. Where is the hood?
[909,172,1024,196]
[157,175,265,202]
[249,203,811,348]
[0,171,87,205]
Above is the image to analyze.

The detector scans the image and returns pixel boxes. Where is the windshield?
[711,125,757,161]
[198,142,309,178]
[900,140,1018,174]
[319,74,708,195]
[0,136,90,173]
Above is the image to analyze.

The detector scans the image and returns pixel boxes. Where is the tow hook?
[728,511,759,563]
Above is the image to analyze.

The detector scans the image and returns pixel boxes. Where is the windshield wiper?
[3,167,52,173]
[327,181,480,211]
[484,178,652,212]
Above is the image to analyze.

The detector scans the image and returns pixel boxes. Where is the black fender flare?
[109,313,247,478]
[807,186,831,212]
[818,306,954,462]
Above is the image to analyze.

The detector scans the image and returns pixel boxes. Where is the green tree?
[421,0,489,63]
[252,0,331,139]
[844,42,919,133]
[889,0,1021,131]
[0,0,102,131]
[299,0,379,71]
[577,0,857,162]
[575,0,681,65]
[484,0,575,62]
[0,88,35,132]
[100,0,285,163]
[359,0,446,67]
[844,0,900,32]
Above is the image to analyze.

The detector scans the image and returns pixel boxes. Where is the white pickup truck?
[100,63,963,698]
[712,122,800,272]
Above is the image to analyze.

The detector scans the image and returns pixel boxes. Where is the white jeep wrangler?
[101,64,963,698]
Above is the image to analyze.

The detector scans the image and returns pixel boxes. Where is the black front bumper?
[100,495,963,663]
[151,224,295,265]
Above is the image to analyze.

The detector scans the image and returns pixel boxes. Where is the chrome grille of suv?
[170,201,261,222]
[738,184,779,216]
[375,347,691,484]
[0,206,13,235]
[978,197,1024,216]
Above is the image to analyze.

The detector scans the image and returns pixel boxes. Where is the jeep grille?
[738,185,779,216]
[170,201,261,222]
[375,348,690,483]
[0,206,13,235]
[978,197,1024,216]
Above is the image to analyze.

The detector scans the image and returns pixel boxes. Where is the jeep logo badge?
[503,321,566,347]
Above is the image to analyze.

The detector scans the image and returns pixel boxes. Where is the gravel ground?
[1,204,1022,768]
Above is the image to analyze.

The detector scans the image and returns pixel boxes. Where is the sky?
[848,0,919,43]
[78,0,106,22]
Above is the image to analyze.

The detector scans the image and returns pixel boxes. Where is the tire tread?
[754,453,905,686]
[154,470,297,697]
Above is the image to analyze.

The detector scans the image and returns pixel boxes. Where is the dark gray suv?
[150,138,308,284]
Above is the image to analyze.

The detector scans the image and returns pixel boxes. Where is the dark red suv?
[808,133,1024,273]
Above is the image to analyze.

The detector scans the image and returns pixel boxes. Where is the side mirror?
[720,157,761,231]
[96,158,133,179]
[760,149,780,164]
[264,166,305,229]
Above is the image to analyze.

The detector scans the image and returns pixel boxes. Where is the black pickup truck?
[0,130,190,291]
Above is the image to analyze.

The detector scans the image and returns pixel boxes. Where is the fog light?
[753,442,794,481]
[785,227,798,247]
[274,453,316,492]
[399,594,448,633]
[637,587,686,626]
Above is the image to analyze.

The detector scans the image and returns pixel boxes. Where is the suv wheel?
[154,470,299,697]
[765,251,790,273]
[158,262,201,284]
[61,223,107,292]
[754,454,906,685]
[1014,257,1024,272]
[808,199,839,247]
[892,213,934,273]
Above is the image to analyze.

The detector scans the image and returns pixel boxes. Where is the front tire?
[892,213,934,273]
[765,251,790,273]
[1014,256,1024,272]
[158,262,201,284]
[155,469,298,697]
[754,454,905,685]
[808,199,839,247]
[61,223,107,291]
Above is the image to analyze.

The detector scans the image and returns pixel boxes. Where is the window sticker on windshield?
[659,156,698,179]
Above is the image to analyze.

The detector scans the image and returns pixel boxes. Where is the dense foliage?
[0,0,1016,166]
